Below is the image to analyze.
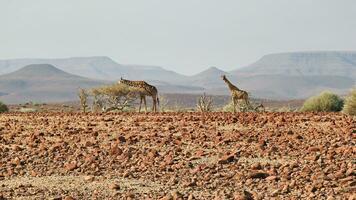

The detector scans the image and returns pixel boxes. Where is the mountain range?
[0,51,355,103]
[0,56,188,83]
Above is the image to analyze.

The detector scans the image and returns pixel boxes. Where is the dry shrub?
[300,91,344,112]
[342,88,356,116]
[91,83,141,112]
[196,93,213,112]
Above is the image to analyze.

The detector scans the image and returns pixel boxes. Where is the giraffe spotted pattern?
[119,78,159,112]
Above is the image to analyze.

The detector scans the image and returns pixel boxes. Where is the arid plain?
[0,112,354,199]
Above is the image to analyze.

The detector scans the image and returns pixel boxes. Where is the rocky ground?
[0,112,355,199]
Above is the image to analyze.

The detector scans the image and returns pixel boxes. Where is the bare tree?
[78,88,89,112]
[196,93,213,112]
[91,91,105,112]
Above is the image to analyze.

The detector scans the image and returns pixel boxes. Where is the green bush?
[0,101,9,113]
[300,91,344,112]
[342,88,356,116]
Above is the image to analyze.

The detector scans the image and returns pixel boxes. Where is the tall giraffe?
[119,78,160,112]
[221,75,252,112]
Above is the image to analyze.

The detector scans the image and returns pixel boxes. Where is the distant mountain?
[0,64,106,103]
[191,66,226,78]
[231,51,356,79]
[188,67,227,89]
[4,64,74,79]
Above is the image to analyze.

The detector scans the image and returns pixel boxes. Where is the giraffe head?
[118,77,142,88]
[221,75,227,81]
[118,77,126,83]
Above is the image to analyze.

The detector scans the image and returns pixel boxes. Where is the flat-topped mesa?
[234,51,356,78]
[119,78,159,112]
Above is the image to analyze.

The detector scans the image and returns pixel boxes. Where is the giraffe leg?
[152,99,156,112]
[138,96,143,113]
[244,93,253,110]
[143,96,147,113]
[152,98,155,112]
[156,96,160,112]
[236,99,241,112]
[153,95,158,112]
[232,97,236,113]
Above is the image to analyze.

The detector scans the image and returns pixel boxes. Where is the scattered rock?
[109,183,120,190]
[0,112,354,199]
[306,185,317,193]
[271,189,280,197]
[346,168,354,176]
[84,176,94,182]
[234,190,254,200]
[110,145,123,156]
[309,146,321,152]
[11,157,21,166]
[296,135,303,140]
[118,136,126,143]
[64,196,75,200]
[170,190,183,200]
[218,154,235,164]
[250,162,262,170]
[248,171,269,179]
[64,162,77,171]
[30,170,38,177]
[266,175,279,181]
[160,194,173,200]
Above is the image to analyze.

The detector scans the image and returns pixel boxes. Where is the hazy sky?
[1,0,356,75]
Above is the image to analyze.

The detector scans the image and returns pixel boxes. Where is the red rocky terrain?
[0,112,355,199]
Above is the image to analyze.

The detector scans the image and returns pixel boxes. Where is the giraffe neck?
[121,79,144,88]
[223,78,239,92]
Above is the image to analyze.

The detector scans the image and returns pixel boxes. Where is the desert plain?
[0,112,355,199]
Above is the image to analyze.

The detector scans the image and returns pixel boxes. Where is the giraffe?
[118,78,160,112]
[221,75,252,112]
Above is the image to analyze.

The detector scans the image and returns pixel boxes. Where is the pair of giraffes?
[119,75,260,113]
